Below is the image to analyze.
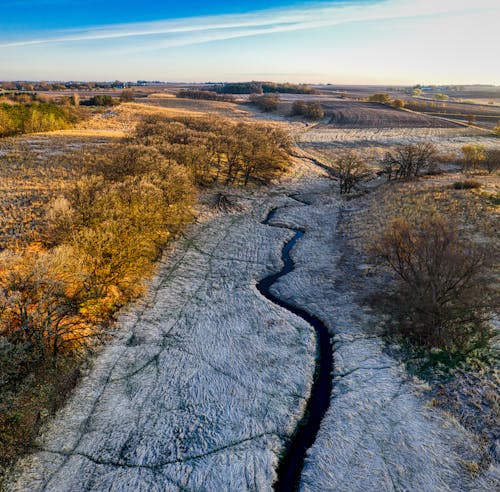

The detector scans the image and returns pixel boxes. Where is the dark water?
[256,207,333,492]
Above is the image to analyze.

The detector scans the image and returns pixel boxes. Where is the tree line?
[0,102,79,137]
[176,90,235,102]
[213,81,317,95]
[134,115,293,186]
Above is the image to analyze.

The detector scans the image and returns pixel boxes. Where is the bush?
[391,99,406,109]
[368,93,391,104]
[291,100,324,119]
[434,93,449,101]
[483,149,500,174]
[249,93,280,112]
[371,216,493,352]
[462,144,486,173]
[452,180,482,190]
[119,90,135,102]
[80,95,118,107]
[493,120,500,136]
[0,102,78,137]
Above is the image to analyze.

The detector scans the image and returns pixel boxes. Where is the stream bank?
[257,204,332,491]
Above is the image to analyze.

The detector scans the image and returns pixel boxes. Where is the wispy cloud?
[0,0,496,51]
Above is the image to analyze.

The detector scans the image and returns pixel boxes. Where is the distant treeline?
[212,82,318,95]
[0,81,148,91]
[80,95,119,107]
[0,102,79,136]
[176,90,235,102]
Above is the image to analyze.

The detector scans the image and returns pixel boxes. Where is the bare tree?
[371,216,493,351]
[384,143,437,180]
[0,258,95,360]
[334,151,369,194]
[484,149,500,174]
[120,89,135,102]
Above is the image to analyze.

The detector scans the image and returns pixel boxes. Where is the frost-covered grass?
[3,186,317,491]
[298,127,499,159]
[269,182,498,491]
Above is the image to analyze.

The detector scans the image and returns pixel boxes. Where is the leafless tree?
[384,143,437,180]
[334,151,369,194]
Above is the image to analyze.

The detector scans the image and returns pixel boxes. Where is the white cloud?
[0,0,497,51]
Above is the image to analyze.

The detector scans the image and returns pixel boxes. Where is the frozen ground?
[4,176,318,491]
[297,127,499,154]
[4,158,498,491]
[269,184,499,491]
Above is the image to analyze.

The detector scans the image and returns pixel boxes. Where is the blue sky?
[1,0,499,84]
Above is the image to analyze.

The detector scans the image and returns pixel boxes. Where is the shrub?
[493,120,500,136]
[452,180,482,190]
[368,93,391,104]
[249,93,280,112]
[391,99,406,109]
[291,100,324,119]
[119,89,135,102]
[371,216,493,352]
[80,95,118,107]
[435,93,449,101]
[291,100,308,116]
[462,144,486,173]
[69,93,79,107]
[483,149,500,174]
[0,102,78,137]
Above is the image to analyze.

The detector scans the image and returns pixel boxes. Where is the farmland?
[321,99,459,128]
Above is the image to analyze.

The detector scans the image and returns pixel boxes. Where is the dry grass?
[342,170,499,468]
[142,96,250,119]
[350,175,499,251]
[0,141,91,250]
[0,101,214,251]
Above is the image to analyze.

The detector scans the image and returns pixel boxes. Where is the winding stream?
[257,204,333,492]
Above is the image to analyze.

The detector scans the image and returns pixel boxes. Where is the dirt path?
[4,159,497,491]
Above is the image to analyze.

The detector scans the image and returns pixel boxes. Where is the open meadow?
[0,83,499,491]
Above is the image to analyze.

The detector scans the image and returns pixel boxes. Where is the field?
[1,84,499,490]
[291,95,499,162]
[321,99,459,128]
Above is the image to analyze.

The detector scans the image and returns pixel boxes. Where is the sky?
[0,0,499,84]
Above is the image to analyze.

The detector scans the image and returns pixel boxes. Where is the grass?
[343,170,499,470]
[0,100,296,479]
[351,176,499,247]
